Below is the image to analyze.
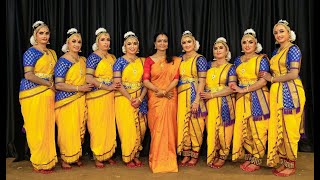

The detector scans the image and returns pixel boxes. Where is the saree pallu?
[205,63,235,165]
[146,57,180,173]
[177,55,207,158]
[232,55,270,165]
[267,45,306,168]
[114,57,147,163]
[86,53,117,161]
[55,57,87,163]
[19,48,58,170]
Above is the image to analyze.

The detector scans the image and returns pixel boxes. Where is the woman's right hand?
[79,83,94,92]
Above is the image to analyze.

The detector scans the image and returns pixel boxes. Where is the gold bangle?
[138,97,142,102]
[246,86,249,92]
[49,82,54,88]
[270,76,274,83]
[98,82,103,89]
[193,101,199,105]
[163,91,166,96]
[76,86,79,92]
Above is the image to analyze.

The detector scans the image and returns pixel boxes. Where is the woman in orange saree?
[143,32,181,173]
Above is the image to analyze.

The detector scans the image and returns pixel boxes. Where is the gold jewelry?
[76,86,79,92]
[49,82,54,88]
[246,86,249,92]
[98,82,103,89]
[211,93,214,98]
[163,91,166,96]
[271,76,274,83]
[138,97,142,102]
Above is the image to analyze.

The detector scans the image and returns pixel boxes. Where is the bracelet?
[138,97,142,102]
[162,91,166,96]
[49,82,54,88]
[76,86,79,92]
[211,93,214,98]
[193,101,199,105]
[270,76,274,83]
[98,82,103,89]
[246,86,249,92]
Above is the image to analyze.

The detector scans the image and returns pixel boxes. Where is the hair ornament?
[243,28,256,37]
[95,27,107,36]
[32,21,45,30]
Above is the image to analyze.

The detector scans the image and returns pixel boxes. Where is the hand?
[131,98,141,108]
[191,102,199,114]
[155,89,166,98]
[200,92,213,99]
[79,83,94,92]
[165,91,173,99]
[230,84,245,94]
[106,82,121,91]
[258,71,272,81]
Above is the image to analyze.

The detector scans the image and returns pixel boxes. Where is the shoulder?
[288,44,301,54]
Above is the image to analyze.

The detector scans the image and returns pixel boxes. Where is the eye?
[133,42,138,45]
[72,40,77,43]
[107,38,111,41]
[219,46,224,50]
[45,32,50,35]
[187,40,192,43]
[213,47,218,50]
[39,32,44,35]
[242,41,247,44]
[249,40,254,44]
[78,40,82,44]
[100,38,105,41]
[163,39,168,43]
[182,41,186,44]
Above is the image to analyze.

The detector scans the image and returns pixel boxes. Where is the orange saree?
[144,56,181,173]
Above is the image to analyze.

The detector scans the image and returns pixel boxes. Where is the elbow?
[24,73,32,80]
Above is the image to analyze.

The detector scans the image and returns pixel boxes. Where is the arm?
[25,72,53,89]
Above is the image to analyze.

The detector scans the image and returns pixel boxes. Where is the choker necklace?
[69,53,80,63]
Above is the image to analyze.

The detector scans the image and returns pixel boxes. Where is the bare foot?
[95,160,105,168]
[240,161,250,170]
[275,168,296,177]
[61,161,72,170]
[179,156,190,166]
[133,158,143,167]
[108,159,117,165]
[186,158,198,167]
[244,164,261,172]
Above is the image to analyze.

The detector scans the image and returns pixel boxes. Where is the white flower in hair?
[256,43,263,53]
[290,30,296,42]
[30,36,36,45]
[216,37,227,43]
[61,44,69,53]
[124,31,136,39]
[67,28,78,34]
[182,30,192,36]
[32,21,44,29]
[195,40,200,51]
[92,43,98,51]
[278,19,289,25]
[227,52,232,61]
[95,28,107,36]
[244,28,256,37]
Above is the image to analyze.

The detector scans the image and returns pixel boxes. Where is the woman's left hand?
[131,98,141,108]
[191,102,199,114]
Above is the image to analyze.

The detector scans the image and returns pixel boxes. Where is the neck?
[185,50,196,56]
[68,51,79,57]
[126,53,137,60]
[155,50,166,57]
[96,49,108,56]
[216,58,227,65]
[280,41,291,49]
[35,44,47,50]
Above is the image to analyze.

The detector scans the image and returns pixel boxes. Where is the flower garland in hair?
[92,27,107,51]
[32,20,45,30]
[182,30,192,36]
[62,28,78,53]
[276,19,296,42]
[214,37,232,61]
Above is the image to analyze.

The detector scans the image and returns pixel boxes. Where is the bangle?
[193,101,199,105]
[246,86,249,92]
[49,82,54,88]
[98,82,103,89]
[138,97,142,102]
[270,76,274,83]
[76,86,79,92]
[163,91,166,96]
[211,93,214,98]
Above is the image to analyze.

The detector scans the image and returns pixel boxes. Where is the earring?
[108,47,111,50]
[79,49,82,52]
[154,46,156,49]
[47,42,50,44]
[241,50,244,53]
[182,49,185,52]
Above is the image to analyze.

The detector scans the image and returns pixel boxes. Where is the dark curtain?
[6,0,315,160]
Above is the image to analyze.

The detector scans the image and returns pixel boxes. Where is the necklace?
[70,53,83,76]
[277,42,292,53]
[125,56,138,75]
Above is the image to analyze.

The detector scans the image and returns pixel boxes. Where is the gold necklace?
[126,56,138,75]
[277,42,292,53]
[70,53,83,76]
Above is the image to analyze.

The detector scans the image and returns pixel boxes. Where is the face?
[213,42,227,60]
[124,37,139,55]
[181,36,195,52]
[68,34,82,53]
[154,34,168,51]
[97,33,111,51]
[35,26,50,44]
[241,35,256,54]
[273,24,290,44]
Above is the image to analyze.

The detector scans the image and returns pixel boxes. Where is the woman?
[113,31,147,168]
[177,30,207,167]
[54,28,94,169]
[19,20,58,174]
[143,32,180,173]
[86,28,120,168]
[231,29,270,172]
[200,37,236,169]
[260,20,306,177]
